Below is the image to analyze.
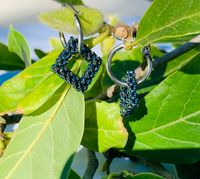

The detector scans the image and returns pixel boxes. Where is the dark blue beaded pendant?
[120,71,139,118]
[51,36,102,93]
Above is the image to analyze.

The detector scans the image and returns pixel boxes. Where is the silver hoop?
[59,4,83,52]
[106,44,153,87]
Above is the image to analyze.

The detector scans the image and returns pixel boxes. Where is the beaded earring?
[51,5,102,93]
[106,44,153,118]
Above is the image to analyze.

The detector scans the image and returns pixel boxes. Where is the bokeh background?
[0,0,151,57]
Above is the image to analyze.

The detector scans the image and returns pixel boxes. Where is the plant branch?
[153,42,199,68]
[83,149,99,179]
[91,36,200,100]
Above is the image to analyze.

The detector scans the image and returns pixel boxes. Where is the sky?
[0,0,151,25]
[0,0,151,57]
[0,0,152,76]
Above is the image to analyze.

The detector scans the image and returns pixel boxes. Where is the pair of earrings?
[51,5,153,118]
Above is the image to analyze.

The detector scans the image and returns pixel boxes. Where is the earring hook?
[106,44,153,87]
[59,3,83,52]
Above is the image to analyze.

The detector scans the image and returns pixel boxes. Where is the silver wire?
[106,44,153,87]
[59,4,83,51]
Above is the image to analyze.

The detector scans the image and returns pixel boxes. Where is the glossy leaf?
[125,57,200,163]
[0,49,81,115]
[82,101,128,152]
[0,71,19,85]
[0,33,100,115]
[0,43,25,70]
[136,0,200,46]
[0,86,85,178]
[38,6,104,36]
[8,25,31,67]
[0,51,60,115]
[162,47,200,77]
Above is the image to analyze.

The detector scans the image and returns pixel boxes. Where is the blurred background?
[0,0,151,25]
[0,0,151,57]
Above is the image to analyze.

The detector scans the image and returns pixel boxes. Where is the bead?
[119,71,138,118]
[51,36,102,93]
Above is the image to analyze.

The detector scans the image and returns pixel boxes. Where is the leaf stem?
[84,23,111,48]
[83,149,99,179]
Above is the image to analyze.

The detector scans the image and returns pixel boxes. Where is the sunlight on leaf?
[136,0,200,46]
[0,87,84,178]
[82,101,128,152]
[38,6,104,36]
[8,25,31,67]
[126,57,200,163]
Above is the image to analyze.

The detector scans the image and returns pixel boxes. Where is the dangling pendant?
[51,37,102,93]
[120,71,139,118]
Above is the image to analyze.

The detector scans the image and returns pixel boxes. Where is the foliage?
[135,0,200,46]
[0,0,200,178]
[38,6,104,36]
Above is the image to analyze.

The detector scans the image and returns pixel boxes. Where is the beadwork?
[120,71,138,118]
[51,36,102,92]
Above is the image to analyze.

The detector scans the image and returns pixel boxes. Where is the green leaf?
[0,86,85,178]
[38,6,104,36]
[82,101,128,152]
[0,32,99,115]
[8,25,31,67]
[135,0,200,46]
[0,51,61,115]
[100,36,115,56]
[162,47,200,77]
[0,49,81,115]
[125,57,200,163]
[107,171,164,179]
[49,37,63,50]
[68,169,81,179]
[0,43,25,70]
[34,49,47,59]
[53,0,83,5]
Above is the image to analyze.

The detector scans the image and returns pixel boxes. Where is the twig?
[83,149,99,179]
[92,37,200,100]
[153,42,199,68]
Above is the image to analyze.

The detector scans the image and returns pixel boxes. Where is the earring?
[51,5,102,93]
[106,44,153,118]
